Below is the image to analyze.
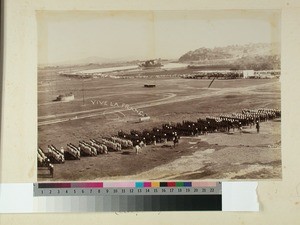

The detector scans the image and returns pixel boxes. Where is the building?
[242,70,255,78]
[254,70,281,78]
[56,93,75,102]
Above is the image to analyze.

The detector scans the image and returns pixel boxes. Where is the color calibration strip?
[34,181,221,196]
[0,182,259,212]
[33,182,222,211]
[35,195,222,212]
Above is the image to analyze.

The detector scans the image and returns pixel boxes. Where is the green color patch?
[176,182,184,187]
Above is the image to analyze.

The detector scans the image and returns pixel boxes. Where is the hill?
[178,43,280,70]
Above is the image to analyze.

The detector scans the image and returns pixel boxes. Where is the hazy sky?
[37,10,281,65]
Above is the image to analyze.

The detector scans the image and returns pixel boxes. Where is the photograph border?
[1,0,300,224]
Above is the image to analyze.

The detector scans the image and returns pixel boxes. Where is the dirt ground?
[38,67,281,181]
[39,120,281,181]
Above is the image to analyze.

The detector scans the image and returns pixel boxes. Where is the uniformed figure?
[139,141,145,148]
[49,164,54,178]
[173,136,179,147]
[238,122,242,134]
[256,121,260,133]
[135,145,141,154]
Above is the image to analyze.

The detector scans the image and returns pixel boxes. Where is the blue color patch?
[183,182,192,187]
[135,182,144,188]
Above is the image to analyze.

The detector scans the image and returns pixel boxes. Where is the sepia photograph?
[37,10,281,181]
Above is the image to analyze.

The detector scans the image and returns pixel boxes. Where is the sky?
[37,10,281,65]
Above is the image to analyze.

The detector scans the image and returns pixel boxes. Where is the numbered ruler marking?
[33,183,221,197]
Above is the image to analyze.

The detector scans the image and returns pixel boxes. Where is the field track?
[38,81,278,126]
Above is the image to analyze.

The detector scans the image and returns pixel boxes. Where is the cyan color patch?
[135,182,144,188]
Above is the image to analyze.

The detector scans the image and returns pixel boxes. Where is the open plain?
[38,66,281,181]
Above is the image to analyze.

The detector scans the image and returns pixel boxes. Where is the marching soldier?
[49,164,54,178]
[135,145,141,154]
[173,135,179,148]
[256,121,260,133]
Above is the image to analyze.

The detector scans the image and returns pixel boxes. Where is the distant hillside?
[179,43,280,70]
[40,56,119,67]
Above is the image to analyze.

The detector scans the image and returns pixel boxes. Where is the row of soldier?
[47,145,65,163]
[118,108,281,146]
[79,141,98,156]
[184,72,243,79]
[38,108,281,175]
[90,139,108,154]
[37,147,50,167]
[100,138,122,151]
[65,143,80,159]
[37,146,56,177]
[110,137,134,148]
[38,136,134,177]
[38,136,134,166]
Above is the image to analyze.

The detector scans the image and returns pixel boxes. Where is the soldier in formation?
[41,108,280,175]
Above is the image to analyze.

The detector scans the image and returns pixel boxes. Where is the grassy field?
[38,67,281,181]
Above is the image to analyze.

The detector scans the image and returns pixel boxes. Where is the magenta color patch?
[143,182,152,187]
[72,182,103,188]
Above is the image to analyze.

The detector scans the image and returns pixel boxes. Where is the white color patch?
[222,182,259,211]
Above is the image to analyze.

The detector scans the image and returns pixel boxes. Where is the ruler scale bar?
[32,195,222,212]
[34,187,221,196]
[0,182,259,213]
[35,181,218,189]
[33,182,221,196]
[104,195,222,211]
[33,182,222,211]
